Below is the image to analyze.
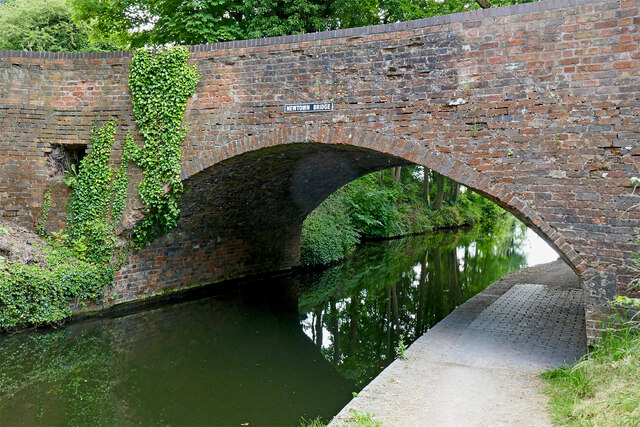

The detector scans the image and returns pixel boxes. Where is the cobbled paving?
[445,284,586,371]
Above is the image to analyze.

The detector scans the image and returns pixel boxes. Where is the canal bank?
[331,260,587,427]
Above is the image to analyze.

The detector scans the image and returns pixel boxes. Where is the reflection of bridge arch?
[1,0,639,340]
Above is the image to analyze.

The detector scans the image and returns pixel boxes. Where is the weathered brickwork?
[1,0,639,340]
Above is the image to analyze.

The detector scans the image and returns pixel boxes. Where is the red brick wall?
[1,0,639,339]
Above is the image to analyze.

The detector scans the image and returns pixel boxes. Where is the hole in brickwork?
[48,144,86,178]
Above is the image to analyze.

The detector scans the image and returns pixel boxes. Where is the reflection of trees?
[298,218,529,387]
[0,291,357,426]
[0,329,120,426]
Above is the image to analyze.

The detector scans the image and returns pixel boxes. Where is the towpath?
[331,260,586,427]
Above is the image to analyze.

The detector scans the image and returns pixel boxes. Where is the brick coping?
[0,0,612,60]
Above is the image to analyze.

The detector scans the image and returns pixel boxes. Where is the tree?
[240,0,336,39]
[72,0,338,48]
[333,0,535,28]
[433,172,445,211]
[422,167,431,203]
[71,0,537,49]
[72,0,245,48]
[0,0,112,52]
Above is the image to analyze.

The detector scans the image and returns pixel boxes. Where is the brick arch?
[178,125,587,275]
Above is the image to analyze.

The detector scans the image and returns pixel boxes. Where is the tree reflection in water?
[299,219,529,388]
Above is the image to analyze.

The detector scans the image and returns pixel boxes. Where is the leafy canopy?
[0,0,114,51]
[71,0,536,49]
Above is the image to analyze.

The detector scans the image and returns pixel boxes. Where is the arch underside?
[116,133,586,303]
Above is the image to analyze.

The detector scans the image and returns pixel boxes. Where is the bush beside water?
[300,168,505,266]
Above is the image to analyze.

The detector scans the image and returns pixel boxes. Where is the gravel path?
[331,260,587,427]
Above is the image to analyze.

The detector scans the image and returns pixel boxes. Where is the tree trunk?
[434,172,445,210]
[450,181,460,204]
[379,169,384,186]
[330,299,340,365]
[423,167,430,204]
[392,167,402,183]
[415,255,427,338]
[348,294,359,357]
[314,308,323,348]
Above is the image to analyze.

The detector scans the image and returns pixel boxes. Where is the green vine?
[127,46,200,247]
[36,185,52,236]
[66,120,132,265]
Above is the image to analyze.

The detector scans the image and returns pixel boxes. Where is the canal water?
[0,220,557,426]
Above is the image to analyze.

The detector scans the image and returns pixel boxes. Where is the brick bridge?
[1,0,639,339]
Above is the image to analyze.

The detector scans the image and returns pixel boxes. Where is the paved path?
[331,260,587,426]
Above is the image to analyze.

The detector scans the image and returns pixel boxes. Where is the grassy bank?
[542,314,640,425]
[300,167,504,266]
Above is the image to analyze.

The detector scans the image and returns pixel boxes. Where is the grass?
[541,314,640,426]
[300,409,381,427]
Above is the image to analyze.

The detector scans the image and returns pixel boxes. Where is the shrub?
[300,192,359,266]
[349,186,398,238]
[0,244,113,328]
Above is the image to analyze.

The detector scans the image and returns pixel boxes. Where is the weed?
[395,334,408,359]
[299,416,327,427]
[347,409,382,426]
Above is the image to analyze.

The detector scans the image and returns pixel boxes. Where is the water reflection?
[0,220,551,425]
[0,290,354,426]
[298,220,531,387]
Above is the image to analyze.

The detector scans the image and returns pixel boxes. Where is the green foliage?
[36,185,52,236]
[66,121,130,264]
[0,329,119,424]
[62,163,79,188]
[0,0,114,52]
[72,0,333,47]
[241,0,334,39]
[395,334,408,359]
[616,296,640,308]
[127,46,200,247]
[335,0,536,27]
[72,0,245,48]
[0,121,126,328]
[1,46,199,329]
[71,0,539,49]
[299,416,327,427]
[301,168,508,266]
[346,409,382,427]
[299,217,527,387]
[349,181,398,239]
[542,316,640,425]
[0,243,114,328]
[301,193,359,266]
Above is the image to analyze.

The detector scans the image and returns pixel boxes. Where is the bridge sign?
[284,103,333,113]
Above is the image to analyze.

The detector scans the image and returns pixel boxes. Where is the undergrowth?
[542,314,640,426]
